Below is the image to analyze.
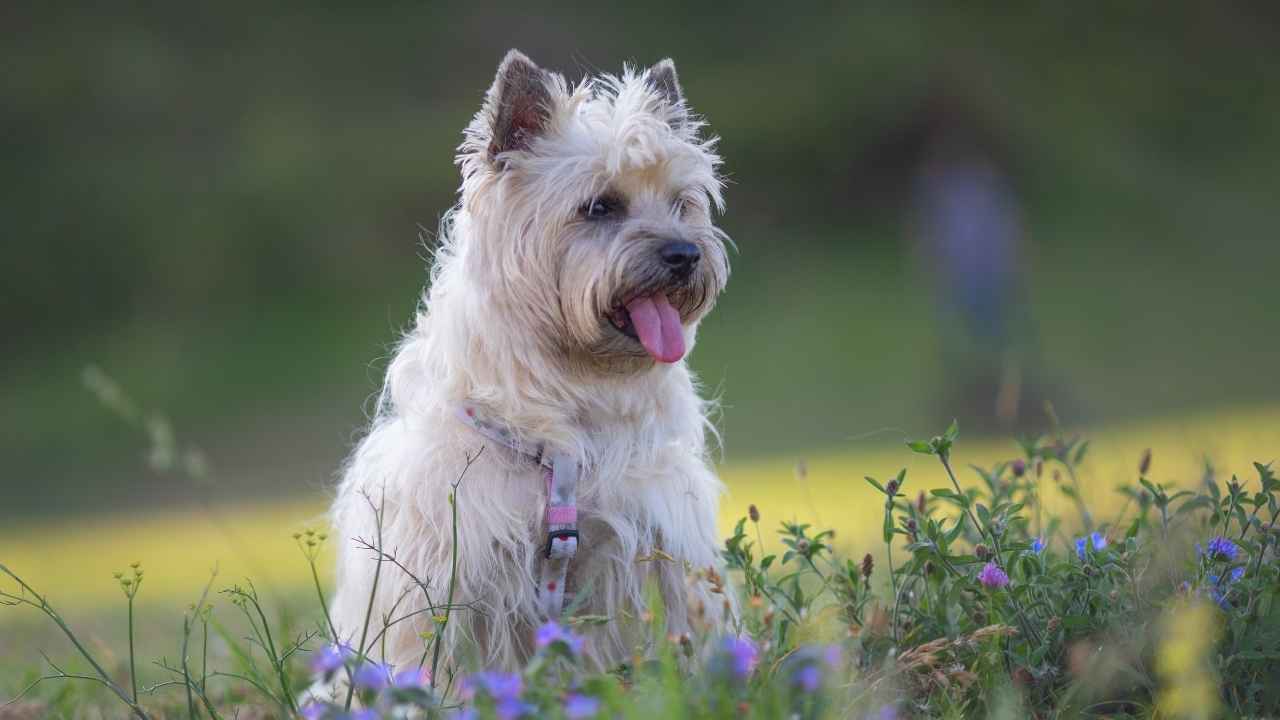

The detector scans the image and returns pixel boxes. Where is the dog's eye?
[581,195,621,219]
[674,196,692,218]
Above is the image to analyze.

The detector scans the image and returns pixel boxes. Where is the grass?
[3,403,1275,615]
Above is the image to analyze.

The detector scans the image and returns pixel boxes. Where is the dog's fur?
[329,50,733,673]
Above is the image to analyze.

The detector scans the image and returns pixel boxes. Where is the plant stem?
[128,594,138,703]
[938,453,1043,646]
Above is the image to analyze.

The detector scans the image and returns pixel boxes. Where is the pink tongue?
[625,294,686,363]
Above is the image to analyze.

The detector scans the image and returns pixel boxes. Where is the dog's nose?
[659,241,700,277]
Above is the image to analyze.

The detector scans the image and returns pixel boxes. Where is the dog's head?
[456,50,730,374]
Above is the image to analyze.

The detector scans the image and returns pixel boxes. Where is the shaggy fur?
[329,50,733,674]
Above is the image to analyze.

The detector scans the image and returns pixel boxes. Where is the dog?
[328,49,733,675]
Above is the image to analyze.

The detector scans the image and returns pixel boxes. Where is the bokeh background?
[4,0,1280,665]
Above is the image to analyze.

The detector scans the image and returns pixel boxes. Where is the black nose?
[659,241,700,277]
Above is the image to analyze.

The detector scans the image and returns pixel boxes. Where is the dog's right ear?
[483,50,554,167]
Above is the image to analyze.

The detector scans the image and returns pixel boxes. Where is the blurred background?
[4,3,1280,618]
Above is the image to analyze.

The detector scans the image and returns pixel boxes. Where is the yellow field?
[2,405,1277,611]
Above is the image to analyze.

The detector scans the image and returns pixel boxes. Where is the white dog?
[329,50,733,675]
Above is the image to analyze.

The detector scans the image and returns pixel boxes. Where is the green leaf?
[864,476,886,494]
[906,440,934,455]
[943,419,960,442]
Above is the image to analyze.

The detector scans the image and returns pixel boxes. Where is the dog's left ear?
[485,49,555,166]
[648,59,687,126]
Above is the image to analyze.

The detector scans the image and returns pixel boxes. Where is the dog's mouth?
[606,292,686,364]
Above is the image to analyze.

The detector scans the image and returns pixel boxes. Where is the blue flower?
[495,698,535,720]
[309,643,354,677]
[1075,532,1107,560]
[793,664,822,692]
[392,666,431,689]
[299,702,327,720]
[1030,537,1046,555]
[534,621,584,655]
[720,636,759,679]
[352,661,390,692]
[1207,567,1245,609]
[1205,536,1240,562]
[564,693,601,719]
[350,711,378,720]
[460,671,523,702]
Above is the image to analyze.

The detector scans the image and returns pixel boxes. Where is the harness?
[455,405,580,619]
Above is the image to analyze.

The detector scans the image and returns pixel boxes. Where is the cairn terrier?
[329,49,733,674]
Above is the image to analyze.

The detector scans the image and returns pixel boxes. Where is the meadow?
[4,403,1278,718]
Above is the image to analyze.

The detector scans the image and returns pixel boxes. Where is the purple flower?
[534,621,584,655]
[977,561,1009,589]
[392,666,431,689]
[867,703,900,720]
[495,698,535,720]
[823,644,842,668]
[1075,532,1107,560]
[460,671,523,702]
[1207,567,1245,610]
[793,664,822,692]
[351,711,378,720]
[1205,536,1240,562]
[1030,537,1046,554]
[721,636,759,679]
[299,702,327,720]
[564,693,601,719]
[309,643,354,678]
[352,661,390,692]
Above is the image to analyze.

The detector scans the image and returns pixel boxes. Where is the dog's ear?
[648,58,687,126]
[484,49,554,166]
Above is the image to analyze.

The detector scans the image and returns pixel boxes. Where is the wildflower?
[535,621,584,655]
[564,693,601,719]
[460,671,523,702]
[1075,532,1107,560]
[309,643,354,678]
[1010,458,1026,477]
[392,666,431,688]
[495,698,535,720]
[1030,537,1046,554]
[977,562,1009,589]
[793,664,822,692]
[352,661,390,691]
[351,711,378,720]
[299,702,327,720]
[861,553,874,579]
[1203,536,1239,562]
[885,478,899,496]
[1207,567,1245,609]
[720,636,759,679]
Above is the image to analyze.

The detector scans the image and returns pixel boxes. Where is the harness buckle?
[545,529,579,558]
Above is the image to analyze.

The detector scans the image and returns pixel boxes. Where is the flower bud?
[1010,459,1026,477]
[1139,448,1152,476]
[975,544,991,561]
[748,504,760,523]
[885,479,899,496]
[861,553,874,579]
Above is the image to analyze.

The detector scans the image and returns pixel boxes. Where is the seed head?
[916,490,927,513]
[1139,448,1152,476]
[748,504,760,523]
[975,544,991,561]
[861,553,874,579]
